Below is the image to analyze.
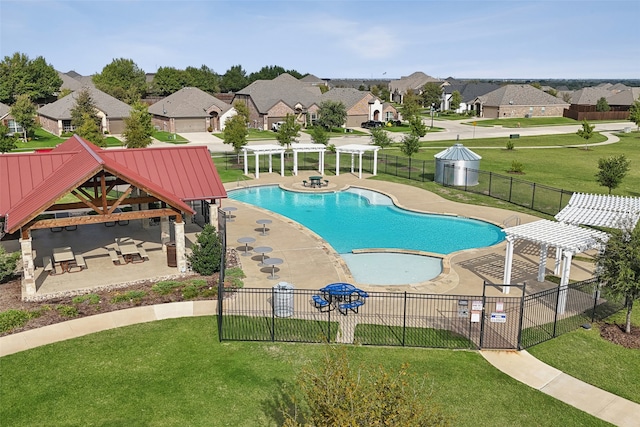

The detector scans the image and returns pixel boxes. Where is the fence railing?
[219,278,625,350]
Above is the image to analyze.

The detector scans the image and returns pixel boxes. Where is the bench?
[338,300,365,315]
[69,254,86,273]
[43,256,55,275]
[137,245,149,261]
[302,180,309,187]
[509,134,520,139]
[312,295,331,312]
[108,248,122,265]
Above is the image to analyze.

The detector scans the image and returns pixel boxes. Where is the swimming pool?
[229,186,505,284]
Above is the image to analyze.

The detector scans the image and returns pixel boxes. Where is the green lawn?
[152,131,188,144]
[0,317,610,426]
[10,129,123,151]
[528,308,640,404]
[464,117,580,128]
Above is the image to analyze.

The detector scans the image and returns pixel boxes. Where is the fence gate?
[479,282,525,350]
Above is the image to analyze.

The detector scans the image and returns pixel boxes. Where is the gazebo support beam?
[537,243,548,282]
[502,236,514,294]
[557,251,573,314]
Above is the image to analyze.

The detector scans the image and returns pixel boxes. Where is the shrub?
[0,246,20,283]
[0,309,32,333]
[225,267,246,289]
[56,305,79,318]
[505,140,515,150]
[188,224,223,276]
[72,294,100,304]
[509,161,524,174]
[111,290,146,303]
[207,125,213,132]
[151,280,183,295]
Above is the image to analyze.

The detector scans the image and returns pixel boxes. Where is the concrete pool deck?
[224,172,596,297]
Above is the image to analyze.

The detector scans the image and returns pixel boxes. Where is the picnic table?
[317,282,368,315]
[309,176,323,188]
[116,237,142,263]
[52,246,75,273]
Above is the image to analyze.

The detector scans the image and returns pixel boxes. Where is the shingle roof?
[148,87,232,118]
[57,71,83,91]
[0,135,227,233]
[236,73,321,113]
[37,86,132,119]
[445,82,502,103]
[389,71,441,94]
[477,85,568,106]
[299,74,325,84]
[0,102,10,119]
[570,87,614,105]
[318,88,373,110]
[606,88,640,106]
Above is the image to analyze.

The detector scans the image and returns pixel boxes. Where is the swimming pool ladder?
[503,214,521,227]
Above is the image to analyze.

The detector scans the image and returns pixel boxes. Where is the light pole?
[430,103,434,129]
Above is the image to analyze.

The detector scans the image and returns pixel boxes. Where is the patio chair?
[323,180,329,186]
[303,180,309,187]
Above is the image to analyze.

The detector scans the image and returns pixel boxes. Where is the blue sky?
[1,0,638,80]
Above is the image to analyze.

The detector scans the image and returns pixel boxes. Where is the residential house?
[311,88,397,128]
[148,87,235,133]
[472,85,569,119]
[37,86,132,136]
[233,73,321,130]
[442,82,501,114]
[0,102,23,135]
[389,71,442,104]
[299,74,328,89]
[564,85,633,120]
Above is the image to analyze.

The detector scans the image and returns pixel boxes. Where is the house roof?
[37,86,132,120]
[607,88,640,106]
[57,71,84,92]
[570,87,614,105]
[389,71,441,94]
[1,135,227,233]
[0,102,10,119]
[318,88,374,110]
[148,87,233,118]
[235,73,321,113]
[299,74,325,84]
[477,85,568,107]
[445,82,502,103]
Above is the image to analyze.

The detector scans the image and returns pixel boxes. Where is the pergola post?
[268,153,273,174]
[336,151,340,176]
[174,218,186,273]
[372,149,378,176]
[254,152,259,179]
[160,216,171,253]
[243,149,248,176]
[293,151,299,176]
[350,153,355,174]
[280,151,285,176]
[502,236,514,294]
[358,152,363,179]
[20,231,36,297]
[554,246,562,275]
[537,243,548,282]
[557,251,573,314]
[320,151,325,175]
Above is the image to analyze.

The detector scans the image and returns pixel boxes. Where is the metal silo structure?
[434,143,482,186]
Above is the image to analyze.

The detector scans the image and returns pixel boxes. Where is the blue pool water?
[229,186,505,255]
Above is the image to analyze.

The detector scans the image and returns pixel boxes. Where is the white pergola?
[502,219,609,313]
[555,193,640,229]
[290,143,327,176]
[335,144,380,179]
[242,145,286,179]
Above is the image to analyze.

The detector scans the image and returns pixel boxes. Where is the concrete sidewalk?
[481,350,640,427]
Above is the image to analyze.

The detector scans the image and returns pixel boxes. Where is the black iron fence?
[219,278,625,350]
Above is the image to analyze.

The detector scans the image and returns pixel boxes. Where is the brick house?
[472,85,569,119]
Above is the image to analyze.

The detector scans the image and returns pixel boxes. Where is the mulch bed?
[599,322,640,349]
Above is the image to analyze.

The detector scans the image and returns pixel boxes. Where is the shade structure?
[242,145,286,179]
[335,144,380,179]
[555,193,640,229]
[502,219,609,314]
[290,143,327,176]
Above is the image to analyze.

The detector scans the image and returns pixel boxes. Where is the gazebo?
[502,219,608,313]
[0,135,227,298]
[242,145,286,179]
[335,144,380,179]
[290,143,326,176]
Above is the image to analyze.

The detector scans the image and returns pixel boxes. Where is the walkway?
[2,302,639,426]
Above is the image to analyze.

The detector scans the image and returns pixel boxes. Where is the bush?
[188,224,222,276]
[56,305,79,318]
[0,246,20,283]
[72,294,100,304]
[509,161,524,174]
[0,309,32,333]
[151,280,183,295]
[224,267,246,289]
[111,290,146,303]
[505,140,515,150]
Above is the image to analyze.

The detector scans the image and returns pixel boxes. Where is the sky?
[1,0,638,80]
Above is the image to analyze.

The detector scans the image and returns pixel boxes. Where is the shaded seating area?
[313,283,369,315]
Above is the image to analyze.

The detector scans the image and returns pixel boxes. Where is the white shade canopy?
[335,144,381,179]
[555,193,640,229]
[242,145,286,179]
[291,143,326,176]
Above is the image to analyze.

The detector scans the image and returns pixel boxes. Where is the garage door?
[175,118,206,133]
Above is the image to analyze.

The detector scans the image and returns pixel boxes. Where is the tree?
[123,101,155,148]
[223,113,248,155]
[316,100,347,131]
[400,90,421,122]
[0,246,21,283]
[400,133,421,158]
[628,97,640,131]
[369,127,392,149]
[187,224,222,276]
[595,223,640,334]
[596,154,631,194]
[184,65,220,94]
[596,97,611,112]
[233,100,250,123]
[408,115,427,137]
[70,88,101,130]
[0,124,18,153]
[248,65,303,83]
[220,65,248,92]
[10,94,37,140]
[546,88,558,97]
[281,345,450,427]
[420,82,442,109]
[308,125,329,146]
[450,90,462,111]
[75,112,105,147]
[150,66,187,96]
[93,58,146,104]
[562,92,572,103]
[576,119,595,149]
[0,52,62,104]
[275,113,301,149]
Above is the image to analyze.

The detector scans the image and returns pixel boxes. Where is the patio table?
[309,176,323,188]
[237,236,256,256]
[52,246,75,273]
[256,219,272,236]
[253,246,273,266]
[221,206,237,222]
[263,257,283,280]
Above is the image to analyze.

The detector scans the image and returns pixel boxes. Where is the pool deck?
[224,172,596,297]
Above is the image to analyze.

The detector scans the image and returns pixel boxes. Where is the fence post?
[395,155,398,176]
[402,292,408,346]
[531,183,536,209]
[464,168,468,191]
[591,281,600,322]
[517,282,527,350]
[552,285,560,338]
[422,160,426,182]
[271,287,276,342]
[488,172,493,197]
[508,176,513,202]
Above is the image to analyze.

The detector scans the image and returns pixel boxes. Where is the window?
[62,120,74,133]
[7,119,23,134]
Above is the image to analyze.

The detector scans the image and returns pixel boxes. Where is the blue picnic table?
[316,283,368,315]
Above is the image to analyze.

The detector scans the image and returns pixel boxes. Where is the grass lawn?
[463,117,580,128]
[0,317,610,426]
[528,308,640,404]
[152,131,188,144]
[10,129,123,151]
